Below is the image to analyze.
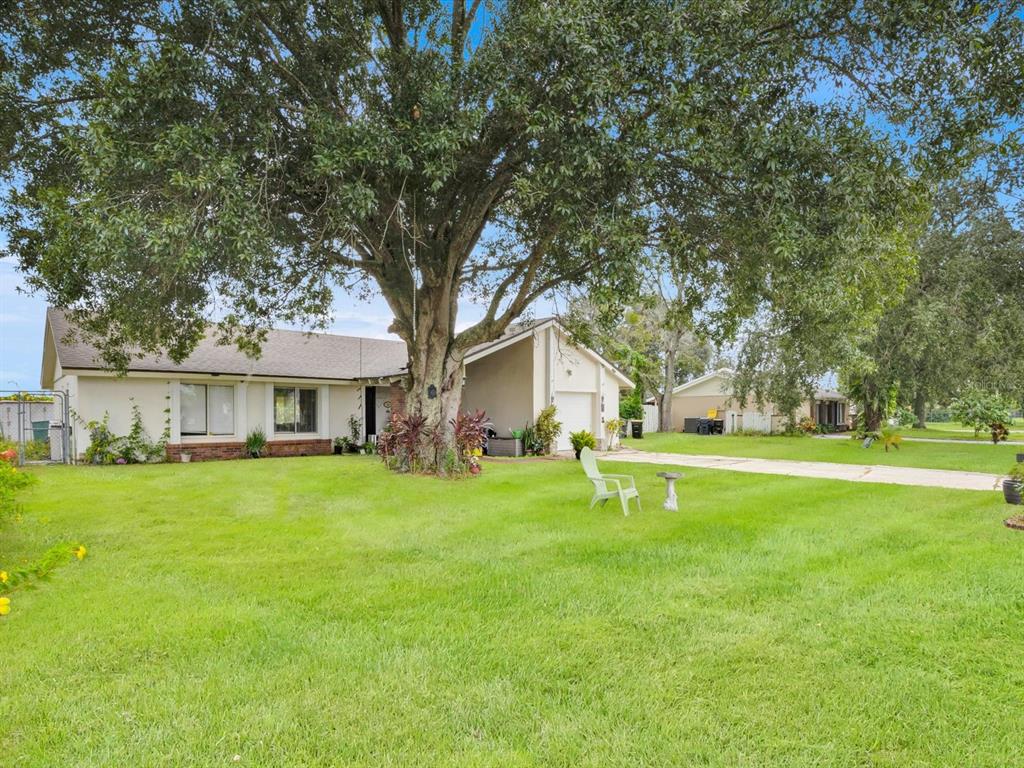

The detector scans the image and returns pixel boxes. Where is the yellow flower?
[0,571,7,584]
[72,545,87,561]
[0,597,10,616]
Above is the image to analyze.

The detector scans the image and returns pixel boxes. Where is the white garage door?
[554,392,595,451]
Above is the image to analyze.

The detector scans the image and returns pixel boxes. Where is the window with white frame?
[274,386,318,433]
[180,384,235,436]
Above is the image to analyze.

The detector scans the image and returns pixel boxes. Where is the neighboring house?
[669,368,849,434]
[40,310,631,460]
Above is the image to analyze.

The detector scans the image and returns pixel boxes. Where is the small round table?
[656,471,683,511]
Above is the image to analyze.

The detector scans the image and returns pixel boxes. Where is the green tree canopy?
[839,179,1024,430]
[3,1,1022,468]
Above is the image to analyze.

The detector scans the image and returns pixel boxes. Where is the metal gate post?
[16,394,25,466]
[63,391,72,464]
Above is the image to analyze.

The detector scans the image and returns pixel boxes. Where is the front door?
[365,386,376,437]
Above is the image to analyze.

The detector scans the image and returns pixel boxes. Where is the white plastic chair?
[579,447,641,516]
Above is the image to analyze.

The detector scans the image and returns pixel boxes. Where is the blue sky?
[0,256,46,391]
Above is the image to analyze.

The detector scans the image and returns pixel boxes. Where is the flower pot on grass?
[180,453,192,463]
[1004,479,1023,505]
[568,430,597,460]
[1006,461,1024,505]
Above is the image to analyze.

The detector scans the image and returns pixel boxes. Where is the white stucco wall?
[552,338,600,394]
[601,374,620,442]
[465,324,627,449]
[75,375,171,454]
[246,382,267,434]
[329,384,362,441]
[674,374,733,398]
[462,337,535,436]
[532,330,550,415]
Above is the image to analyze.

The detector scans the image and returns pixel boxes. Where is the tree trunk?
[862,403,883,432]
[913,390,927,429]
[394,288,467,473]
[658,347,677,433]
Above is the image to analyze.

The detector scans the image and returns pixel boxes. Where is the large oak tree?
[3,1,1021,467]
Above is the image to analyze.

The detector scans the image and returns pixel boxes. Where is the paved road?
[601,449,1004,492]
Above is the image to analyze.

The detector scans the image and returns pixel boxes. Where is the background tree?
[950,387,1014,440]
[839,179,1024,430]
[567,263,713,432]
[3,1,1022,470]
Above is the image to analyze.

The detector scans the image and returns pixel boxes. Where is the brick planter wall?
[264,439,332,458]
[167,438,331,462]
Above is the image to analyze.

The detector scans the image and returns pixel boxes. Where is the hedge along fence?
[0,455,87,618]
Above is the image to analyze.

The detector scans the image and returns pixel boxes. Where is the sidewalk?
[600,449,1004,492]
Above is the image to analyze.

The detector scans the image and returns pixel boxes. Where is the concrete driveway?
[602,449,1004,492]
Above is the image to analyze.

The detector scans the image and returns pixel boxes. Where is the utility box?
[488,437,524,457]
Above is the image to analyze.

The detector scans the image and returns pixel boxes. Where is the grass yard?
[906,421,1022,442]
[625,431,1020,474]
[3,456,1024,766]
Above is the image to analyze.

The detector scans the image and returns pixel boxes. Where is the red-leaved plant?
[378,410,491,476]
[452,410,490,456]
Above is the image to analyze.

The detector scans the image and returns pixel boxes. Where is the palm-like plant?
[880,426,903,452]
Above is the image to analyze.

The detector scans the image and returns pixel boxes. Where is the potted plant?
[179,452,192,463]
[604,418,624,450]
[246,427,267,458]
[521,424,538,455]
[333,436,350,455]
[534,405,562,455]
[569,430,597,460]
[1003,462,1024,505]
[348,415,363,451]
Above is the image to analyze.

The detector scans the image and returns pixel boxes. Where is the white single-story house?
[41,310,632,460]
[669,368,849,434]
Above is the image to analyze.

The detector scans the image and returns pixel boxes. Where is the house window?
[181,384,234,436]
[274,386,318,433]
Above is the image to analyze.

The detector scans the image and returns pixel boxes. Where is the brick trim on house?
[166,439,332,462]
[388,382,407,415]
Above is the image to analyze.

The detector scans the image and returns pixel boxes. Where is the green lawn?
[2,457,1024,766]
[625,432,1020,474]
[901,421,1022,442]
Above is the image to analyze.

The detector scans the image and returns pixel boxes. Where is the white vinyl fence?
[742,410,773,433]
[642,404,660,433]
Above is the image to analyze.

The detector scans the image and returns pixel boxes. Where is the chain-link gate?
[0,390,72,465]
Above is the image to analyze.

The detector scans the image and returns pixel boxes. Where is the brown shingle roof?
[46,308,408,381]
[46,309,634,387]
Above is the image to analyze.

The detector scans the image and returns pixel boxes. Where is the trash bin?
[48,424,64,462]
